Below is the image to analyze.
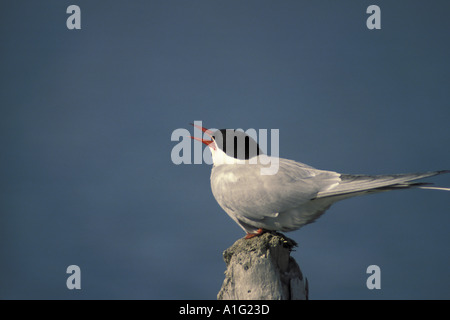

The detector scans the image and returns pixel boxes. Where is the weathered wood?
[217,232,308,300]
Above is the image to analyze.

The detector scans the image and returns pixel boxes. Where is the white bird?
[191,124,450,239]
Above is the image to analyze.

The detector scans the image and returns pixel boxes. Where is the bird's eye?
[211,135,215,140]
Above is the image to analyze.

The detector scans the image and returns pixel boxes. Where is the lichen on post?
[217,232,308,300]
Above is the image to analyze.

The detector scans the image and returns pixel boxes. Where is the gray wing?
[210,157,341,221]
[270,171,449,231]
[316,170,449,198]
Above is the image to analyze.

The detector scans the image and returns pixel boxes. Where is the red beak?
[190,123,215,148]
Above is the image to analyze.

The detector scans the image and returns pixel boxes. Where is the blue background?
[1,1,449,299]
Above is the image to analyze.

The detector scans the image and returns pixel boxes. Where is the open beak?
[190,123,216,149]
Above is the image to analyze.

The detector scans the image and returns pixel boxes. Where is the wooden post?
[217,232,308,300]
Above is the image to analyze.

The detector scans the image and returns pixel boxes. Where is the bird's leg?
[244,228,265,239]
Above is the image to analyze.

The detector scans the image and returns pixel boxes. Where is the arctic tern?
[190,124,449,239]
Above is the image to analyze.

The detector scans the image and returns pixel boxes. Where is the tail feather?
[316,170,450,198]
[418,186,450,191]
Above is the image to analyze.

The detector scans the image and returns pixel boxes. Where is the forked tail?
[317,170,450,198]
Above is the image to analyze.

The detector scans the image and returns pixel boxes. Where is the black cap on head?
[211,129,263,160]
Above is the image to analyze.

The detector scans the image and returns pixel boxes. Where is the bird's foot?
[244,228,265,239]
